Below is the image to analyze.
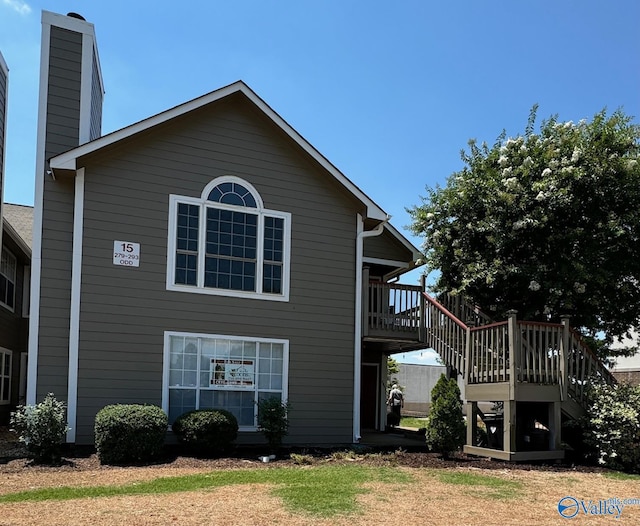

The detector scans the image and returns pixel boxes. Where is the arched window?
[167,176,290,301]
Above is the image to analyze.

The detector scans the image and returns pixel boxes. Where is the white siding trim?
[66,168,85,443]
[354,215,387,442]
[42,11,97,34]
[0,51,8,252]
[0,50,8,75]
[26,17,52,405]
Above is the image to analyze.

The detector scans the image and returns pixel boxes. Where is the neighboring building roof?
[610,330,640,371]
[3,203,34,254]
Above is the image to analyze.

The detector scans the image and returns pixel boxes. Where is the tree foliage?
[583,382,640,473]
[409,108,640,356]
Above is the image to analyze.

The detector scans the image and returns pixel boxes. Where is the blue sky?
[1,0,639,364]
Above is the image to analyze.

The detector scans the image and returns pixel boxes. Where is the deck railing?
[423,293,467,375]
[438,292,494,327]
[468,322,509,383]
[422,293,617,401]
[566,329,616,405]
[365,282,424,338]
[516,321,563,385]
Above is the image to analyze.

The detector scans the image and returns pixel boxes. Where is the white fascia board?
[49,81,388,221]
[2,220,31,259]
[362,257,410,269]
[0,51,8,75]
[42,11,97,35]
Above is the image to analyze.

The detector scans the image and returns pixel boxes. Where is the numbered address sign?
[113,241,140,267]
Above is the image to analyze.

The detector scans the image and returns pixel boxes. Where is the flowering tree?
[409,107,640,359]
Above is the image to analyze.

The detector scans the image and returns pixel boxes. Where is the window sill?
[166,283,289,302]
[0,302,15,313]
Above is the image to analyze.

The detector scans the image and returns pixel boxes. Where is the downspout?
[353,213,389,442]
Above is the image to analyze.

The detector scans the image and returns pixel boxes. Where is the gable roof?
[3,203,34,256]
[48,80,423,265]
[51,80,389,219]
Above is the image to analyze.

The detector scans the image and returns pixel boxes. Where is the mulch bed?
[0,426,610,475]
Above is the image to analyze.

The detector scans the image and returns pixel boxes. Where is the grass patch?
[400,417,428,429]
[603,471,640,481]
[434,470,523,500]
[0,465,412,517]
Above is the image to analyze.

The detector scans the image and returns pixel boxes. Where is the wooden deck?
[361,284,615,462]
[363,281,426,352]
[422,292,616,462]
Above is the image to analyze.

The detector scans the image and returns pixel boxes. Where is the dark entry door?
[360,364,378,429]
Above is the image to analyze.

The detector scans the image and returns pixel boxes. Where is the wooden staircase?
[424,292,616,461]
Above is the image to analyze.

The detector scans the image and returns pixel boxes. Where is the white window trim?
[0,248,16,313]
[0,347,12,405]
[166,177,291,302]
[162,331,289,432]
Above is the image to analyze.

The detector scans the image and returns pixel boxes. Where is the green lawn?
[0,465,413,518]
[400,416,428,429]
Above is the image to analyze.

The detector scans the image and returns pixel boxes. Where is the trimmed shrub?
[10,393,69,464]
[425,374,466,458]
[94,404,167,465]
[583,382,640,473]
[172,409,238,455]
[257,396,291,452]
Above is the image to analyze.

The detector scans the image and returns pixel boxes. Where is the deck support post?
[503,399,517,454]
[466,401,478,447]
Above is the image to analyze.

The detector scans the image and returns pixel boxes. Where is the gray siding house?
[29,11,426,446]
[1,50,34,424]
[0,204,32,424]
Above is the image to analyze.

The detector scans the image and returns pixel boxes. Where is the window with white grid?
[0,249,16,311]
[167,176,290,301]
[0,348,11,404]
[164,332,288,430]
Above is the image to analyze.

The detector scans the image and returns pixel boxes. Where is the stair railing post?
[560,315,571,401]
[464,324,471,384]
[419,274,426,344]
[506,310,518,386]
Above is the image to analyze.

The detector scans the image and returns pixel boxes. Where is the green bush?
[583,382,640,473]
[425,374,466,458]
[172,409,238,455]
[94,404,167,465]
[10,393,69,464]
[257,396,291,452]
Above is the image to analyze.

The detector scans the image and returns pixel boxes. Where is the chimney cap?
[66,12,86,21]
